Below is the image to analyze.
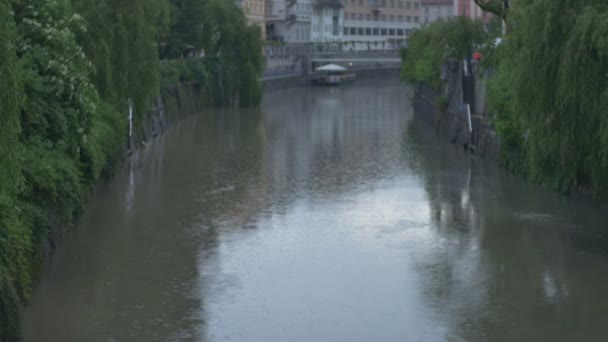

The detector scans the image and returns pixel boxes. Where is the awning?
[315,64,347,71]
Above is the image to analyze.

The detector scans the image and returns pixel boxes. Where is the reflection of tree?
[405,119,608,340]
[24,109,267,341]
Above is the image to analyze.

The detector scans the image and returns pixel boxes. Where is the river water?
[23,78,608,341]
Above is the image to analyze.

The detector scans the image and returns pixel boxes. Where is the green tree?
[8,0,102,305]
[0,1,25,339]
[71,0,170,123]
[0,0,23,196]
[474,0,509,30]
[495,0,608,195]
[201,0,263,106]
[164,0,207,58]
[401,17,486,88]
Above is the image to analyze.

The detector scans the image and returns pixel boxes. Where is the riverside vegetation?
[0,0,263,339]
[401,0,608,198]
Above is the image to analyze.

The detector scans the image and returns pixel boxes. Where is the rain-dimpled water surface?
[23,78,608,341]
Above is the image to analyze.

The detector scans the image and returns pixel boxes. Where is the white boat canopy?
[315,64,347,72]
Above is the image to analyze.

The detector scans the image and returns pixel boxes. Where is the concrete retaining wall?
[413,82,500,161]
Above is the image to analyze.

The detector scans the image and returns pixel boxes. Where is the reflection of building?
[237,0,267,38]
[311,0,344,42]
[342,0,422,50]
[421,0,453,24]
[266,0,313,42]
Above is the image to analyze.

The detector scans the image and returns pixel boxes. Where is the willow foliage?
[0,0,22,196]
[71,0,170,122]
[401,17,486,88]
[198,0,263,107]
[498,0,608,195]
[165,0,206,58]
[0,1,24,339]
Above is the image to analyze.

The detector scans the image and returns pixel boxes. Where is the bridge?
[263,49,402,79]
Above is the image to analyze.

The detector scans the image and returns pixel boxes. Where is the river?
[23,77,608,341]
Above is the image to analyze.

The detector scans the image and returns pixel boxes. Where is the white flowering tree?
[13,0,99,158]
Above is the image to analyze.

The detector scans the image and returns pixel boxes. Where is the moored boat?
[311,64,357,86]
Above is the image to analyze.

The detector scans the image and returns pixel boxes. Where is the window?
[381,28,387,36]
[397,28,404,36]
[414,2,419,9]
[358,13,364,20]
[350,27,357,34]
[389,28,395,35]
[414,16,419,22]
[380,14,386,21]
[406,15,411,22]
[389,15,395,22]
[359,0,364,5]
[365,27,372,35]
[381,0,386,6]
[344,26,349,35]
[398,15,404,22]
[366,13,372,20]
[406,1,411,9]
[398,1,403,8]
[425,7,429,14]
[358,27,364,35]
[389,0,395,8]
[344,12,349,19]
[373,27,379,35]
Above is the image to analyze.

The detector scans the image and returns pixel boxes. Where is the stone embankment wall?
[134,82,208,151]
[412,82,500,161]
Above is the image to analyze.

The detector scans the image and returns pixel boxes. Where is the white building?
[266,0,313,42]
[342,0,422,50]
[311,0,344,42]
[421,0,454,24]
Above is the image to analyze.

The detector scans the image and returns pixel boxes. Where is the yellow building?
[238,0,267,39]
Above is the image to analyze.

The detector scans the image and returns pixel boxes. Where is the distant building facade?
[311,0,344,42]
[237,0,267,38]
[421,0,453,24]
[266,0,313,42]
[342,0,422,50]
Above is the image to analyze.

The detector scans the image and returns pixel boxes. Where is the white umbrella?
[315,64,347,72]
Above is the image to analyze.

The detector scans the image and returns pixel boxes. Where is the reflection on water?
[23,78,608,342]
[407,120,608,341]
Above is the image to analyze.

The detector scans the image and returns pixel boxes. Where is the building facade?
[266,0,313,42]
[342,0,422,50]
[421,0,453,24]
[311,0,344,42]
[237,0,267,38]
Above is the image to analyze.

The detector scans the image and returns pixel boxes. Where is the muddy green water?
[23,78,608,341]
